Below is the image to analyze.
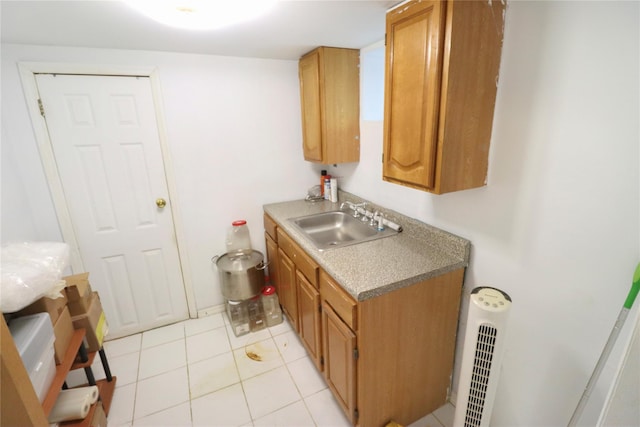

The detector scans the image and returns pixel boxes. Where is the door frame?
[18,62,197,319]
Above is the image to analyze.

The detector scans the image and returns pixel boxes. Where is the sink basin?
[288,211,398,251]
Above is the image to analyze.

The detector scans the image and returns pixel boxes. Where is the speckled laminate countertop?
[263,191,470,301]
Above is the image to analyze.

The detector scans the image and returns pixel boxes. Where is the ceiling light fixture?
[123,0,278,31]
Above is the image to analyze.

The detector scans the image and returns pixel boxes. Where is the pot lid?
[216,250,263,272]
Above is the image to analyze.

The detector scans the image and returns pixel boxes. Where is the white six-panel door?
[35,74,189,338]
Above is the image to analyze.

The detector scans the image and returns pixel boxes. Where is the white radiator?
[453,287,512,427]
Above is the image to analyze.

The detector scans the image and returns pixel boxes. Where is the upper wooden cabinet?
[383,0,506,194]
[299,47,360,164]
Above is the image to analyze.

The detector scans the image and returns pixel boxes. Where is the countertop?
[263,191,470,301]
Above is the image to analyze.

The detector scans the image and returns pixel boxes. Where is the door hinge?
[353,348,359,360]
[37,99,45,117]
[320,355,324,366]
[319,303,322,313]
[354,408,359,422]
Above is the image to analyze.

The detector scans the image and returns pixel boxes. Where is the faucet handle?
[369,212,377,227]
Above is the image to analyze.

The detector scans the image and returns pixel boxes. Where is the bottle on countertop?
[324,174,332,200]
[330,178,338,203]
[320,170,327,197]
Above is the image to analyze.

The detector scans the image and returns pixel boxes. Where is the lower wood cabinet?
[264,231,279,291]
[322,300,358,424]
[297,271,322,370]
[263,213,464,426]
[276,247,298,331]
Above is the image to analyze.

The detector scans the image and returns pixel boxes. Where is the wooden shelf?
[42,328,86,417]
[71,350,96,370]
[43,325,117,426]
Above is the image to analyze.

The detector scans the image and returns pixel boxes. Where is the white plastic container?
[226,220,252,254]
[227,300,250,337]
[261,285,283,327]
[330,178,338,203]
[8,312,56,402]
[248,295,266,332]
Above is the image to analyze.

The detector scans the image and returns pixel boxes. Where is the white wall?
[1,1,638,425]
[344,2,639,426]
[0,44,319,311]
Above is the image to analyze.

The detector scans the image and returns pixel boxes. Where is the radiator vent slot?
[464,324,497,427]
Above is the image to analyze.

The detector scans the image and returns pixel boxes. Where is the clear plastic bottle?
[247,295,266,332]
[261,285,283,327]
[227,300,250,337]
[226,220,252,254]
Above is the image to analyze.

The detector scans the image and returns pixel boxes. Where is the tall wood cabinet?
[263,213,465,426]
[383,0,506,194]
[299,46,360,164]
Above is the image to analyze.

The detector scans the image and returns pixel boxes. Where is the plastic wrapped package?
[1,241,70,313]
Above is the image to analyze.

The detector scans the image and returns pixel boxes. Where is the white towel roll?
[57,386,99,404]
[48,386,98,422]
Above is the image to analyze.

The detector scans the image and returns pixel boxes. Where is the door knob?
[156,198,167,208]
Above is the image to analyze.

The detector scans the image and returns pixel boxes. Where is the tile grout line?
[223,312,257,424]
[181,321,195,427]
[127,331,143,425]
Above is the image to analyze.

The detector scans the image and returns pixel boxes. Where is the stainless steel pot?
[212,250,267,300]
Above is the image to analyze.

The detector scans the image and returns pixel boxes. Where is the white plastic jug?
[226,220,252,254]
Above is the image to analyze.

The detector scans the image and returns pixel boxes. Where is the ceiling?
[1,0,399,60]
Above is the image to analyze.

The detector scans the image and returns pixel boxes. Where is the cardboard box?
[90,401,107,427]
[52,306,74,364]
[14,293,68,324]
[71,292,108,352]
[64,272,93,316]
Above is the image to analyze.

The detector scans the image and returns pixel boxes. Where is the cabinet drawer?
[276,228,296,259]
[263,213,278,242]
[277,228,318,287]
[294,248,318,288]
[320,271,357,330]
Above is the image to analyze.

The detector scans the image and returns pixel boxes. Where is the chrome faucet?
[340,201,366,218]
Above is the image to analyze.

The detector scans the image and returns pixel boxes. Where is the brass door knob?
[156,198,167,208]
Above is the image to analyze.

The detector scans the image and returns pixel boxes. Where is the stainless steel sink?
[288,210,398,251]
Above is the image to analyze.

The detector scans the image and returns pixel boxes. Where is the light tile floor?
[65,313,455,427]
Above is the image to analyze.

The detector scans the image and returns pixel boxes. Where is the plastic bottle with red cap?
[262,284,283,327]
[226,220,252,254]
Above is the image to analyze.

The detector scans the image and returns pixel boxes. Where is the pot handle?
[256,260,270,270]
[211,255,220,263]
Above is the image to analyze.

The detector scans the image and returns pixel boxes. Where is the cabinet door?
[277,248,298,331]
[297,271,322,371]
[299,50,323,162]
[264,232,279,291]
[383,0,445,190]
[322,301,357,424]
